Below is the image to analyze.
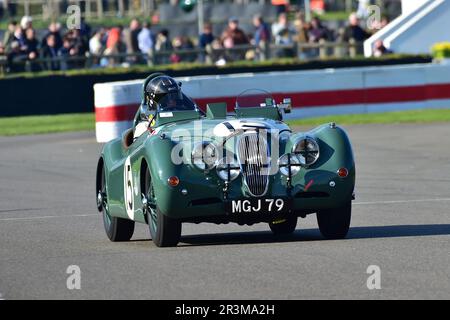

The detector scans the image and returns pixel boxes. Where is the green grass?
[1,109,449,136]
[0,113,94,136]
[287,109,450,127]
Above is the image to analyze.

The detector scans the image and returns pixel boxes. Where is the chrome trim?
[292,136,320,167]
[236,131,270,197]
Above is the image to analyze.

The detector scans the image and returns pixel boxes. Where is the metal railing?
[0,40,364,75]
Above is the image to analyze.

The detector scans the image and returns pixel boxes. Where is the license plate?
[227,198,289,214]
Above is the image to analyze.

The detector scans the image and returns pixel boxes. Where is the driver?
[134,75,196,139]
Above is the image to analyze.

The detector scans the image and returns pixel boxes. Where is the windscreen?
[235,89,274,109]
[158,92,197,112]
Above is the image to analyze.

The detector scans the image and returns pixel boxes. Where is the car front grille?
[237,131,270,197]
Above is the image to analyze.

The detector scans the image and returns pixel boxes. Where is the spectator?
[20,15,33,30]
[220,17,249,61]
[40,34,60,70]
[155,29,172,64]
[89,30,104,56]
[271,13,294,43]
[198,22,214,48]
[293,11,309,44]
[3,21,18,51]
[68,29,88,57]
[12,25,26,48]
[271,12,296,58]
[137,21,153,58]
[221,17,249,47]
[78,18,91,39]
[23,28,39,71]
[58,36,78,70]
[124,18,141,63]
[373,40,392,57]
[343,13,370,43]
[253,14,271,47]
[41,22,63,51]
[7,41,27,72]
[104,26,124,65]
[171,36,195,63]
[308,17,329,43]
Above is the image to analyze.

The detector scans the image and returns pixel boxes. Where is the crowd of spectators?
[0,9,392,73]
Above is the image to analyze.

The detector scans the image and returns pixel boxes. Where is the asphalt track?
[0,123,449,300]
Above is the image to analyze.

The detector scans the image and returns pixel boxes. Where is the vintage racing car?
[96,73,355,247]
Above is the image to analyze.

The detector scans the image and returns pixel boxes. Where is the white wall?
[94,63,450,142]
[365,0,450,56]
[402,0,428,14]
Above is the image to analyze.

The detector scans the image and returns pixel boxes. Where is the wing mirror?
[139,103,152,121]
[278,98,292,114]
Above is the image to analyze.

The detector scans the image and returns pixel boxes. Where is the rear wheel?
[98,165,135,241]
[317,202,351,239]
[144,167,181,247]
[269,216,297,235]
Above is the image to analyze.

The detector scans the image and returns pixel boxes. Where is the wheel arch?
[96,157,105,194]
[140,157,149,195]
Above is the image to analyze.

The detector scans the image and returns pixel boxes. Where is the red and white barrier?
[94,62,450,142]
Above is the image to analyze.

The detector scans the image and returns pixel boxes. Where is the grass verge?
[287,109,450,127]
[0,113,95,136]
[0,109,449,136]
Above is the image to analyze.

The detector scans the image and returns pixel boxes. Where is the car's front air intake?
[237,131,270,197]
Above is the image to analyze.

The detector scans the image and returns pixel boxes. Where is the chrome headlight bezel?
[216,157,241,181]
[191,141,219,171]
[278,153,302,176]
[292,136,320,167]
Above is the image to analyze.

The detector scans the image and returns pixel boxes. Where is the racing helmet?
[144,75,196,112]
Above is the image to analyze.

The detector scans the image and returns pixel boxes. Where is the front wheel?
[317,202,351,239]
[99,165,135,242]
[144,167,181,247]
[269,216,297,235]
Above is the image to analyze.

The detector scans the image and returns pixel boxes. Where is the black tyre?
[269,216,297,235]
[317,202,351,239]
[144,167,181,247]
[99,165,135,241]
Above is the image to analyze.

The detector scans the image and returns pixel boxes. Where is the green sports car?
[96,73,355,247]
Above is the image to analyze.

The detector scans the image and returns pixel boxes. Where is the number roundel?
[124,156,135,220]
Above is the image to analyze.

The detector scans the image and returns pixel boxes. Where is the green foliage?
[0,54,431,80]
[431,42,450,59]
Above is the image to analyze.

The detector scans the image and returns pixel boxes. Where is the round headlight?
[292,137,320,167]
[191,142,218,170]
[216,157,240,181]
[278,154,301,176]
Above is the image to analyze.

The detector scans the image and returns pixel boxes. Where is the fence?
[0,40,364,75]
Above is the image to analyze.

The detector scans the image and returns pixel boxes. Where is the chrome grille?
[237,132,270,197]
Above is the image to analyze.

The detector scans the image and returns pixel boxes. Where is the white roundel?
[124,156,134,220]
[213,120,269,137]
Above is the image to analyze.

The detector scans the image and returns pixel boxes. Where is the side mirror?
[139,103,152,121]
[278,98,292,114]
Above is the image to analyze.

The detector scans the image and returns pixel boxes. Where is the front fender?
[288,124,355,207]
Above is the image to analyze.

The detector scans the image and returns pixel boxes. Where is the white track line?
[0,214,97,222]
[354,198,450,205]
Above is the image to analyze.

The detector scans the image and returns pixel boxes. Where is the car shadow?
[178,224,450,247]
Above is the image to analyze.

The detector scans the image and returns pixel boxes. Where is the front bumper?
[158,168,355,221]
